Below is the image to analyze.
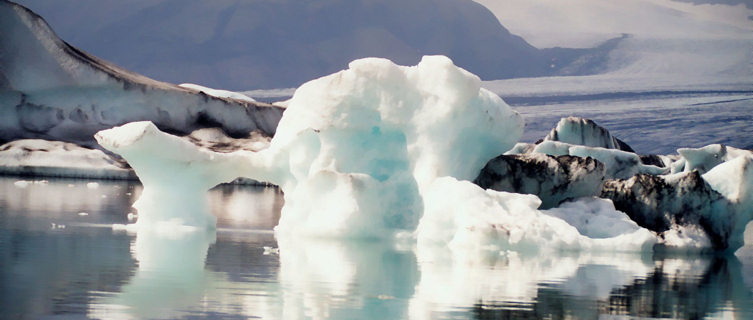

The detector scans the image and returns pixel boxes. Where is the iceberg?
[674,144,753,174]
[97,56,523,237]
[178,83,257,103]
[0,0,283,149]
[474,153,605,209]
[543,116,635,152]
[0,139,135,179]
[96,55,752,253]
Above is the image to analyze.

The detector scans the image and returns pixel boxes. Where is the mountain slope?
[14,0,564,90]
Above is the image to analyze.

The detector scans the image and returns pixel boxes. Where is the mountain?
[14,0,587,90]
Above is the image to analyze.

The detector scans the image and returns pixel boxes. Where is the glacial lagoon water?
[1,176,752,319]
[2,90,753,319]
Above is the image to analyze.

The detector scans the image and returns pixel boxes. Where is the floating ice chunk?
[96,121,253,229]
[13,180,29,188]
[0,139,135,180]
[679,144,753,174]
[0,1,283,147]
[543,117,635,152]
[86,182,99,189]
[262,246,280,255]
[702,155,753,250]
[602,171,723,249]
[602,156,753,251]
[77,212,89,216]
[179,83,257,103]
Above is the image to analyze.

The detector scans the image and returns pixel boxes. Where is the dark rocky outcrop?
[474,153,606,209]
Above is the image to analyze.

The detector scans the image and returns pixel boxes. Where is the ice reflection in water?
[0,177,752,319]
[276,238,418,319]
[90,229,217,319]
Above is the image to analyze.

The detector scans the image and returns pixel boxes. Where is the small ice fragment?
[377,295,395,300]
[263,246,280,255]
[14,180,29,188]
[67,184,75,188]
[36,180,48,185]
[58,224,66,229]
[78,212,89,216]
[86,182,99,189]
[50,223,56,229]
[127,213,138,221]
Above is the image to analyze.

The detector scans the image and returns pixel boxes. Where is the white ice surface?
[178,83,256,103]
[0,139,134,179]
[474,0,753,48]
[416,177,658,255]
[543,197,648,239]
[676,144,753,174]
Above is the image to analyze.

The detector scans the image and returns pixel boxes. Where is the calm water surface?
[1,177,752,319]
[510,92,753,154]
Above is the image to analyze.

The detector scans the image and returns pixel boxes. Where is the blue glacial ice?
[95,56,753,253]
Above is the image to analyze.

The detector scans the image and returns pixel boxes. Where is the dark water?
[509,92,753,155]
[1,177,752,319]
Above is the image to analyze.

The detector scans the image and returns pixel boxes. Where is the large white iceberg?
[96,55,752,253]
[97,56,523,238]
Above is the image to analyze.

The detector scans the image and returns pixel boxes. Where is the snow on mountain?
[474,0,753,86]
[474,0,753,48]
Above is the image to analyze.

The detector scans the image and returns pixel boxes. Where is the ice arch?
[96,56,524,237]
